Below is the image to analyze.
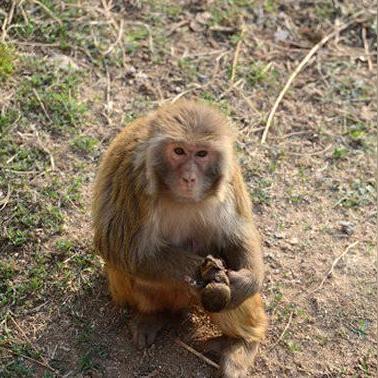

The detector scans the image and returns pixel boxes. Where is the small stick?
[0,183,12,210]
[126,21,154,54]
[285,143,333,156]
[30,124,55,171]
[167,19,189,37]
[362,26,373,71]
[104,18,124,55]
[1,0,16,42]
[268,310,294,351]
[101,63,112,126]
[261,10,367,144]
[310,241,359,293]
[32,89,53,124]
[234,85,262,116]
[0,346,60,375]
[170,84,202,103]
[175,338,220,369]
[230,17,246,83]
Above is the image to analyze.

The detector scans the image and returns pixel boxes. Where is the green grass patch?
[252,178,272,205]
[178,57,198,80]
[16,57,86,135]
[336,179,375,208]
[263,0,279,13]
[332,146,348,160]
[0,43,16,79]
[70,135,99,154]
[199,92,232,116]
[245,62,279,88]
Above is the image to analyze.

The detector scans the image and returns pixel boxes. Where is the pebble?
[274,232,286,239]
[339,221,355,235]
[288,237,299,245]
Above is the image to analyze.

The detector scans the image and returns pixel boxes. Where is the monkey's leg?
[106,265,135,306]
[209,294,267,378]
[131,312,168,349]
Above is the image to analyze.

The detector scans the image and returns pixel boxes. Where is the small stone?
[274,232,285,239]
[264,239,273,247]
[196,11,211,25]
[198,74,209,83]
[288,237,299,245]
[339,221,355,235]
[274,28,289,42]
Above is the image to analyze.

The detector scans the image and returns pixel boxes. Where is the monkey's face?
[159,142,222,202]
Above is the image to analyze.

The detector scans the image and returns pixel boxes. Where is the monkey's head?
[145,100,235,203]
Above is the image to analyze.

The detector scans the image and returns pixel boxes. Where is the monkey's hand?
[200,282,231,312]
[226,269,263,309]
[198,256,231,312]
[200,255,229,285]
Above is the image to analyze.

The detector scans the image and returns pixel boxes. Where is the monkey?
[93,100,267,377]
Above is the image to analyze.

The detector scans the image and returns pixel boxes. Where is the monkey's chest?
[150,199,233,256]
[161,221,219,256]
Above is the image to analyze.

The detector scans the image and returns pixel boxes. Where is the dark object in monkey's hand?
[199,256,231,313]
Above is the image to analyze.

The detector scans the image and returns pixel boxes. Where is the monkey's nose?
[182,176,196,185]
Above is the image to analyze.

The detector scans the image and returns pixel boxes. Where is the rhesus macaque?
[93,100,267,377]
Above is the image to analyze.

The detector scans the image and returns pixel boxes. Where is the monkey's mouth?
[175,189,202,203]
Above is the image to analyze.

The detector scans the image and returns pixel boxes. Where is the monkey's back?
[92,117,152,266]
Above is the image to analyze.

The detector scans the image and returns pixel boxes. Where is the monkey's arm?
[222,224,264,309]
[129,242,204,283]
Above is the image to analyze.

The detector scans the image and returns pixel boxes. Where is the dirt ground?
[0,1,376,377]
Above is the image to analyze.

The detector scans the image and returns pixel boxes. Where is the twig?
[268,310,294,351]
[1,0,16,42]
[230,17,246,83]
[31,0,63,26]
[0,346,59,375]
[101,63,112,125]
[19,3,29,25]
[9,315,40,356]
[361,26,373,71]
[166,19,189,37]
[219,78,243,99]
[310,241,359,294]
[104,18,124,55]
[0,184,12,211]
[7,314,59,375]
[30,124,55,171]
[32,89,53,124]
[126,21,154,54]
[170,83,203,103]
[234,85,262,116]
[285,143,333,156]
[10,40,60,47]
[261,10,367,144]
[175,338,220,369]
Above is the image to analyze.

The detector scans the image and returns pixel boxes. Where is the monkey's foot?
[131,313,167,349]
[220,338,259,378]
[203,335,229,361]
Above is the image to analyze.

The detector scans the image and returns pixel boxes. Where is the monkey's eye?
[196,150,208,157]
[174,147,185,155]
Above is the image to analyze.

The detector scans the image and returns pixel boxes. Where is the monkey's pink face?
[161,143,222,202]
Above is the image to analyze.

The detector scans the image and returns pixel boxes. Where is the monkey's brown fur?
[93,100,267,377]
